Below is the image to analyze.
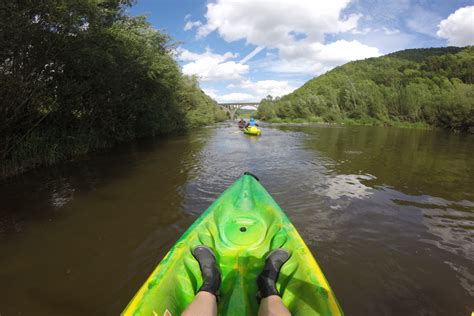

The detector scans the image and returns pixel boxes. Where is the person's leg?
[182,245,221,316]
[258,295,291,316]
[257,249,292,316]
[182,291,218,316]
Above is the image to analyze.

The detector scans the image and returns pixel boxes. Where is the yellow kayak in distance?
[122,173,343,316]
[243,125,262,136]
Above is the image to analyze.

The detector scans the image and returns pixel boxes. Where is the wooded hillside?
[257,46,474,133]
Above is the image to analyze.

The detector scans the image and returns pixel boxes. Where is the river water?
[0,122,473,315]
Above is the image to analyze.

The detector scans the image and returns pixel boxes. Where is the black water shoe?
[192,245,221,297]
[257,248,290,299]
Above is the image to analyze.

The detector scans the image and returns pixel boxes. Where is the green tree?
[0,0,224,178]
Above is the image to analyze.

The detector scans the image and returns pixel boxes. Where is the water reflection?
[50,178,76,208]
[0,132,212,315]
[292,124,474,309]
[315,173,375,201]
[387,189,474,260]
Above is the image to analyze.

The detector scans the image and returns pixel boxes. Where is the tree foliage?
[256,47,474,133]
[0,0,224,177]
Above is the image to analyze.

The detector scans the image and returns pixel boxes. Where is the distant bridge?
[218,102,260,120]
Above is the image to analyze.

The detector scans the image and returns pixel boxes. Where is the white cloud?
[197,0,361,44]
[184,20,202,31]
[184,0,385,101]
[194,0,380,76]
[263,39,380,75]
[201,88,219,100]
[437,6,474,46]
[179,48,238,62]
[351,27,372,35]
[232,79,297,97]
[280,40,380,64]
[217,92,256,103]
[210,79,298,102]
[266,59,328,75]
[382,27,400,35]
[179,48,248,81]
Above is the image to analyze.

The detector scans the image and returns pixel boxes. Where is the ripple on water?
[50,178,76,208]
[376,186,474,295]
[386,189,474,261]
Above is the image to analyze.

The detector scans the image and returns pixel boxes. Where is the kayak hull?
[122,174,343,316]
[243,126,261,136]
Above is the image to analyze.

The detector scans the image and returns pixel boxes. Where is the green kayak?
[123,173,343,315]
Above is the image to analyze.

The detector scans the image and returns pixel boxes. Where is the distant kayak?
[243,125,261,136]
[122,173,343,316]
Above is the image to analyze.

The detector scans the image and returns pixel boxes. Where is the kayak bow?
[122,173,343,316]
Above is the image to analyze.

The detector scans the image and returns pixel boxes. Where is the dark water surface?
[1,122,473,315]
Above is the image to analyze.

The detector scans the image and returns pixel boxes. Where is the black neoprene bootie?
[257,248,290,298]
[192,245,221,297]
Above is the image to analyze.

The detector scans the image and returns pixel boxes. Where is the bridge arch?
[218,102,260,120]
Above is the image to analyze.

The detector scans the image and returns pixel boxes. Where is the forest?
[256,46,474,133]
[0,0,226,178]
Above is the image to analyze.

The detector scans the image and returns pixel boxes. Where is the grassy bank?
[265,117,432,130]
[0,118,226,180]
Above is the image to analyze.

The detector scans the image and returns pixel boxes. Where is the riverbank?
[1,117,226,181]
[264,117,433,130]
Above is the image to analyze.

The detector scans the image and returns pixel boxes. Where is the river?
[0,122,473,315]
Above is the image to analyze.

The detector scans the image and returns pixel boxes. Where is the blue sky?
[129,0,474,103]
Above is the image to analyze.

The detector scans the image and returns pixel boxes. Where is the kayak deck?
[123,174,343,315]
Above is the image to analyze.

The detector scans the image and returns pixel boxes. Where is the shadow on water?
[0,138,164,236]
[0,129,214,315]
[0,129,216,235]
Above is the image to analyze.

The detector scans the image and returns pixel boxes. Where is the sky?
[129,0,474,103]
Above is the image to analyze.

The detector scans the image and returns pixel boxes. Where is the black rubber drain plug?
[240,227,247,232]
